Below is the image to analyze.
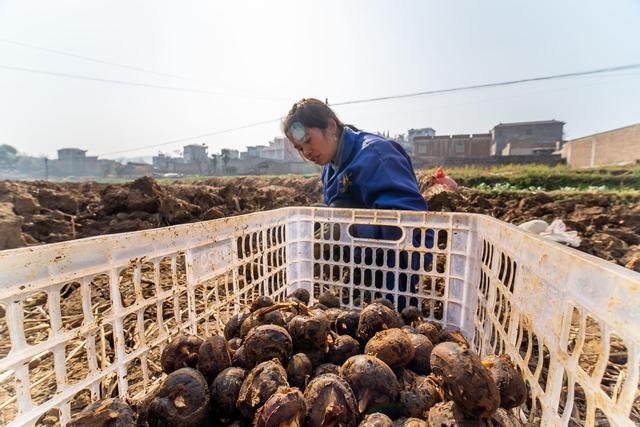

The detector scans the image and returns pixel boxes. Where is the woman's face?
[289,120,338,166]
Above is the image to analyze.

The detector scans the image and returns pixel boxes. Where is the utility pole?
[44,157,49,180]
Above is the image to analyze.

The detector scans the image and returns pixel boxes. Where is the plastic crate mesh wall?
[0,209,292,426]
[472,218,639,426]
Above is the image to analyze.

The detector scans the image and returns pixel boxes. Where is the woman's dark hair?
[282,98,357,141]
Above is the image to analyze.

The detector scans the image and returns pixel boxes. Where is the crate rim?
[0,206,636,282]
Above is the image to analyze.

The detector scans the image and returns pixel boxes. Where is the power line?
[330,63,640,106]
[75,62,640,157]
[363,71,640,120]
[0,63,290,101]
[0,37,190,80]
[97,117,282,157]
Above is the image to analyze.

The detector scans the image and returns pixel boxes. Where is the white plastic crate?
[0,207,638,426]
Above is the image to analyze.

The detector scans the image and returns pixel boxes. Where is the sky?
[0,0,639,160]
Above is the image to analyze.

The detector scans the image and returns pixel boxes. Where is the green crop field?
[417,163,640,193]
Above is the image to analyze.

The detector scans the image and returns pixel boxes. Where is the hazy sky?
[1,0,639,160]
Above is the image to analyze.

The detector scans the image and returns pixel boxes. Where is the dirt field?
[0,174,638,271]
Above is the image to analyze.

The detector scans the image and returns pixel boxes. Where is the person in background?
[282,98,427,213]
[282,98,431,307]
[431,166,458,190]
[422,165,459,201]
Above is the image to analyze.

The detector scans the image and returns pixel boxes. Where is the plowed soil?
[0,175,637,270]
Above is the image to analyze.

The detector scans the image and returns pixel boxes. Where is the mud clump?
[357,303,402,342]
[483,354,527,409]
[360,412,394,426]
[438,326,469,347]
[335,309,360,338]
[68,398,136,427]
[399,375,442,419]
[427,401,472,426]
[253,386,305,427]
[251,296,276,312]
[0,176,635,271]
[224,310,251,340]
[288,288,311,305]
[325,307,345,331]
[0,202,29,249]
[313,363,341,377]
[318,291,341,308]
[430,342,500,419]
[286,353,313,390]
[138,368,210,427]
[243,325,293,367]
[236,359,289,419]
[287,307,330,352]
[210,367,247,422]
[240,304,286,338]
[197,335,232,382]
[160,335,203,374]
[0,176,320,249]
[401,306,423,326]
[303,373,358,427]
[392,418,428,427]
[228,337,243,351]
[327,334,361,365]
[406,333,434,374]
[364,328,415,369]
[415,322,440,344]
[340,355,401,415]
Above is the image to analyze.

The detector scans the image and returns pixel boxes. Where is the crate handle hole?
[347,224,403,241]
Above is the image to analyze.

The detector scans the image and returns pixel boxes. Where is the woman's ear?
[327,118,338,136]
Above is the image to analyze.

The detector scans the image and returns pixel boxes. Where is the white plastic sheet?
[518,218,582,247]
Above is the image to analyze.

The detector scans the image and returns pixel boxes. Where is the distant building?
[152,143,214,175]
[53,148,105,176]
[85,156,99,174]
[562,123,640,169]
[223,157,320,176]
[117,162,152,177]
[183,144,208,163]
[408,128,436,139]
[152,153,172,170]
[242,145,267,159]
[413,133,491,163]
[99,159,119,176]
[407,128,436,154]
[259,137,299,161]
[501,140,559,156]
[57,148,86,161]
[491,120,564,155]
[221,149,240,159]
[56,148,87,176]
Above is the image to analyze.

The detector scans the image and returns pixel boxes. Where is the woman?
[282,98,427,212]
[283,99,430,303]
